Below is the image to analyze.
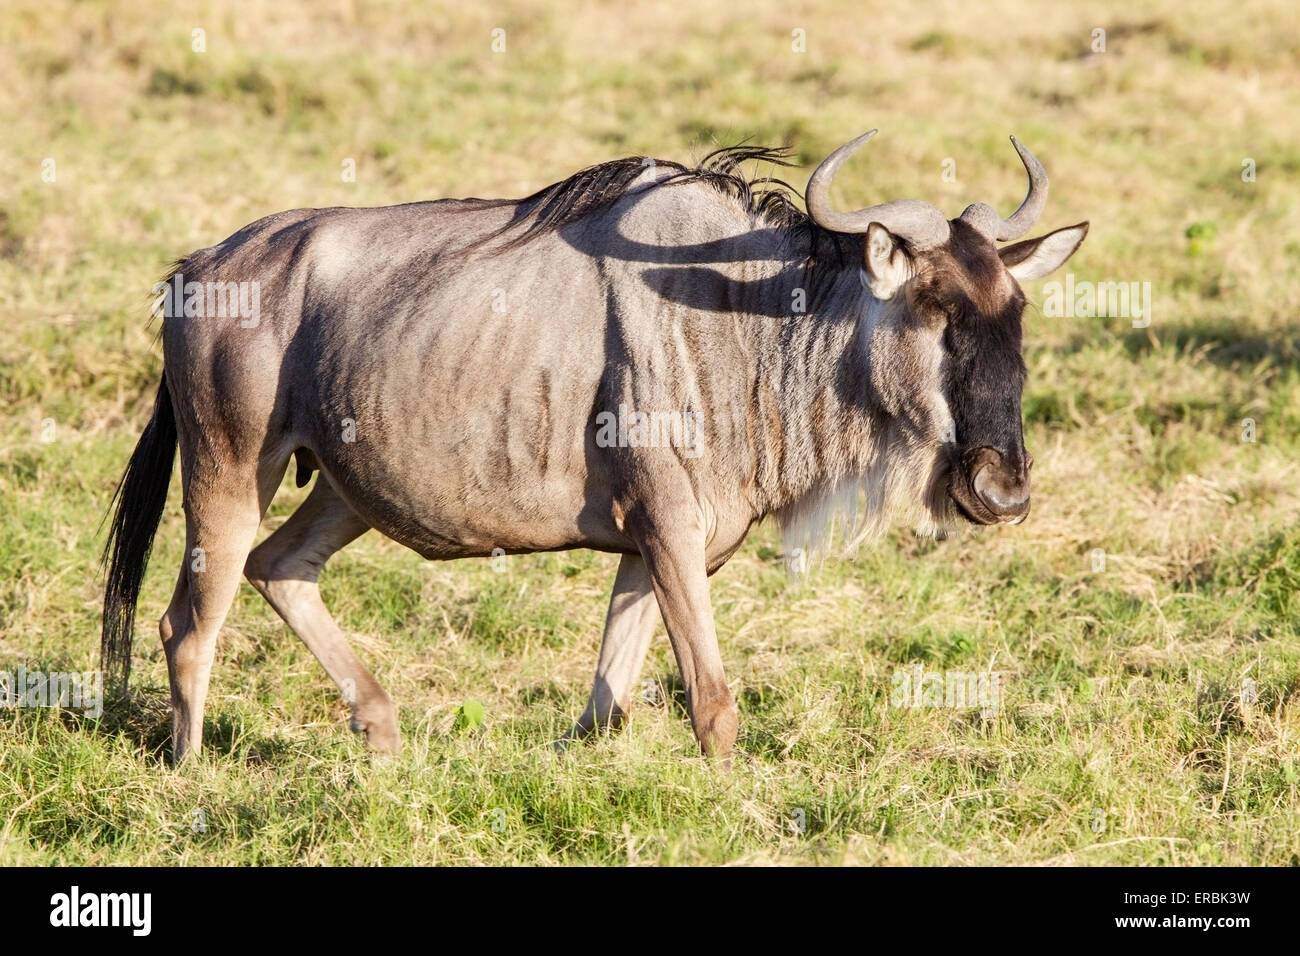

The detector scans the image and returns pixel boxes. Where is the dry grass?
[0,0,1298,865]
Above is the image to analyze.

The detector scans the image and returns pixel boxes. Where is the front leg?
[627,512,738,762]
[564,553,660,742]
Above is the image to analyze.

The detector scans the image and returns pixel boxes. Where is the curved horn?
[960,135,1049,241]
[806,130,951,248]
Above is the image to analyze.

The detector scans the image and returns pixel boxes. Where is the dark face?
[912,219,1032,525]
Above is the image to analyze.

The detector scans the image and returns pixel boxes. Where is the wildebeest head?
[806,130,1088,527]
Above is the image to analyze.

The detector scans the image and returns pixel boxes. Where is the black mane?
[485,144,859,280]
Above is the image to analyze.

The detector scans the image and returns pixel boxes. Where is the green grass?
[1,0,1298,865]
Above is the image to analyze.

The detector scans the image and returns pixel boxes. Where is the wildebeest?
[103,129,1087,763]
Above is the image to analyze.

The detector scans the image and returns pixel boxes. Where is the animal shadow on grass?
[1059,318,1300,373]
[660,671,690,717]
[92,685,301,766]
[1127,320,1300,371]
[0,658,168,759]
[519,682,569,707]
[638,673,804,759]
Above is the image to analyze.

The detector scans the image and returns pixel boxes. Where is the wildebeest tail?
[101,373,177,691]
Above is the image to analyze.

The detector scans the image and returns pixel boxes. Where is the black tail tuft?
[102,374,177,692]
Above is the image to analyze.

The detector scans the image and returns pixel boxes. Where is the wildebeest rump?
[102,130,1088,763]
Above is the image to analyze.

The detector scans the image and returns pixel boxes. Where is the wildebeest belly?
[293,267,629,559]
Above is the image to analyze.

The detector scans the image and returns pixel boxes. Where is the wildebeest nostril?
[973,463,1030,516]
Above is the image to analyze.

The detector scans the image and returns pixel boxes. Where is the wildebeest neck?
[736,265,883,518]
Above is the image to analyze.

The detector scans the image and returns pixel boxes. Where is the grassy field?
[2,0,1298,865]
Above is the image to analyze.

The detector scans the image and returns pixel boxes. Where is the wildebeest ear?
[863,222,908,299]
[1000,222,1089,282]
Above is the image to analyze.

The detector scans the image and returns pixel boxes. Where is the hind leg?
[243,478,399,753]
[159,467,272,763]
[563,553,659,743]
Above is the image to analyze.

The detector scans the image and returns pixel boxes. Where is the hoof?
[349,702,401,754]
[693,695,738,764]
